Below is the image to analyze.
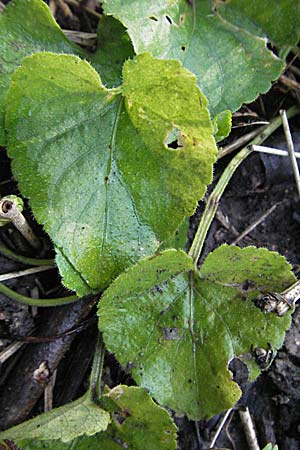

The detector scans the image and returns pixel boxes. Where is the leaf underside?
[6,52,216,295]
[102,0,291,116]
[98,246,296,419]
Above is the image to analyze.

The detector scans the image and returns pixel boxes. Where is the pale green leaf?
[98,246,296,419]
[6,52,217,295]
[103,0,285,115]
[90,15,135,88]
[159,218,189,251]
[261,444,278,450]
[0,0,83,146]
[0,393,110,443]
[17,386,177,450]
[0,0,135,146]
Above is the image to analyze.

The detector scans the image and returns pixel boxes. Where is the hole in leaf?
[240,279,257,292]
[165,127,184,150]
[167,139,181,149]
[162,327,180,340]
[165,15,173,24]
[149,15,158,21]
[181,45,186,52]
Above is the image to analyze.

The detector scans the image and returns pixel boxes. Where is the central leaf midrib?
[100,95,124,256]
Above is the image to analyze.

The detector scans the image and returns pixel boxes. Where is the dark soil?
[0,2,300,449]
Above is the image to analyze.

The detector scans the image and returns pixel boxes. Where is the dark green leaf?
[0,0,83,146]
[90,15,135,88]
[98,246,296,419]
[103,0,286,115]
[216,0,300,48]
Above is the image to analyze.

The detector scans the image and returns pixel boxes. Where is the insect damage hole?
[165,127,184,150]
[165,15,173,25]
[162,327,180,340]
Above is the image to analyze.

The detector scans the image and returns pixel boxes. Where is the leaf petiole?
[0,282,78,306]
[0,241,54,266]
[89,333,105,404]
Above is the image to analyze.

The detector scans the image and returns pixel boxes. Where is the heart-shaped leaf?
[0,393,110,443]
[98,246,296,419]
[6,52,217,295]
[16,386,177,450]
[102,0,289,115]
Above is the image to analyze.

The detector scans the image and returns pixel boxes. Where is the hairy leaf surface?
[6,52,216,295]
[103,0,287,115]
[16,386,177,450]
[0,394,110,443]
[98,246,296,419]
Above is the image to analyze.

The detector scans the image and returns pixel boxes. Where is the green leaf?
[0,393,110,443]
[17,386,177,450]
[103,0,285,115]
[262,444,278,450]
[213,110,232,143]
[0,0,83,146]
[97,385,177,449]
[98,246,296,419]
[0,0,134,146]
[90,15,135,88]
[6,52,216,295]
[216,0,300,48]
[159,218,189,251]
